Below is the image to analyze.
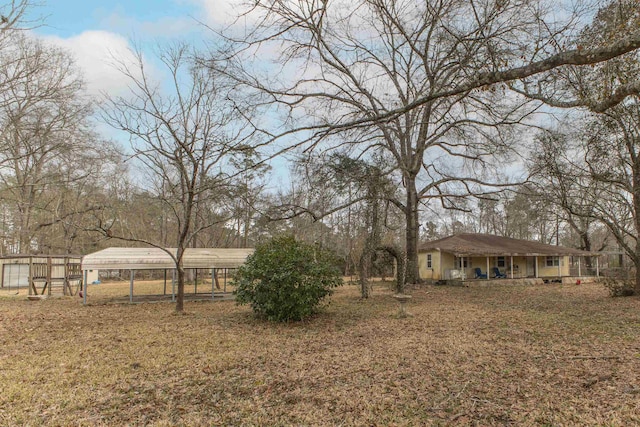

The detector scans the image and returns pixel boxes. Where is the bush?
[600,277,636,297]
[234,236,343,322]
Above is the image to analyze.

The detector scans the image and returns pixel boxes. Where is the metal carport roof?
[82,247,254,270]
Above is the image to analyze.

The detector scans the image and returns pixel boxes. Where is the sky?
[24,0,293,187]
[28,0,237,96]
[22,0,571,191]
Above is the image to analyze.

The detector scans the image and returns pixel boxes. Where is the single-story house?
[418,233,599,281]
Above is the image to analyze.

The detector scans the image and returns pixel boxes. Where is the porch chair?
[492,267,507,279]
[474,267,487,279]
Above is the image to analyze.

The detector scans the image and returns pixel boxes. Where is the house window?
[427,254,432,269]
[456,257,469,268]
[497,256,506,268]
[546,256,560,267]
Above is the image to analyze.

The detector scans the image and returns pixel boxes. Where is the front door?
[526,257,537,277]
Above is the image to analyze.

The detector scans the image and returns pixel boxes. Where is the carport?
[81,247,254,304]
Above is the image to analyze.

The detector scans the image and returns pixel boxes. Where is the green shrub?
[234,236,343,322]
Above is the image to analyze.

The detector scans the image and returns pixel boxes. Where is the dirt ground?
[0,281,638,426]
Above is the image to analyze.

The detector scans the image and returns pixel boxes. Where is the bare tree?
[513,0,640,291]
[216,0,577,284]
[101,43,259,312]
[528,130,607,261]
[527,111,640,289]
[0,1,41,105]
[0,32,116,254]
[511,0,640,112]
[209,0,640,287]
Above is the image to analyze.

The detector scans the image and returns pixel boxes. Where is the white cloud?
[189,0,257,27]
[42,30,146,98]
[100,12,198,38]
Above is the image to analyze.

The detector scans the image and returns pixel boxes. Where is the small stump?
[393,293,412,318]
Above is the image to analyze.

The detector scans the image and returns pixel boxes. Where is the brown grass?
[0,281,639,426]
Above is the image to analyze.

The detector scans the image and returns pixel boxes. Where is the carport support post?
[578,257,581,277]
[596,257,600,277]
[171,269,176,302]
[47,257,52,296]
[486,257,490,280]
[211,268,216,299]
[83,270,88,305]
[28,256,33,296]
[129,270,134,303]
[535,257,539,278]
[163,269,167,295]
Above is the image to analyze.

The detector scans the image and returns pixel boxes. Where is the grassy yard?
[0,281,638,426]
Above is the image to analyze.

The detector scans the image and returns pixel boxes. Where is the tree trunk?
[580,231,593,268]
[380,245,406,293]
[396,252,406,294]
[633,161,640,294]
[176,265,185,313]
[634,259,640,295]
[405,175,420,285]
[358,250,372,299]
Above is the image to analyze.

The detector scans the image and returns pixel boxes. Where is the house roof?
[81,247,254,270]
[419,233,596,257]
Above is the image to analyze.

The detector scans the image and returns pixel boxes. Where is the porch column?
[535,257,539,278]
[596,257,600,277]
[461,257,466,280]
[558,257,561,277]
[163,269,167,295]
[486,257,490,280]
[129,270,134,303]
[578,257,581,277]
[439,249,443,281]
[510,256,514,278]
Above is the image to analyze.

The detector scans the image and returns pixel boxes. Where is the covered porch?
[445,254,600,281]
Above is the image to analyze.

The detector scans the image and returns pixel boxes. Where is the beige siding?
[511,256,528,277]
[418,250,440,280]
[536,255,570,277]
[441,252,456,273]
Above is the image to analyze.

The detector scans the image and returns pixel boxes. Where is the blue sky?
[26,0,238,95]
[35,0,215,38]
[25,0,291,188]
[37,1,198,38]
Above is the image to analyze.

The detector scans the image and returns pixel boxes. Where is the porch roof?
[419,233,596,257]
